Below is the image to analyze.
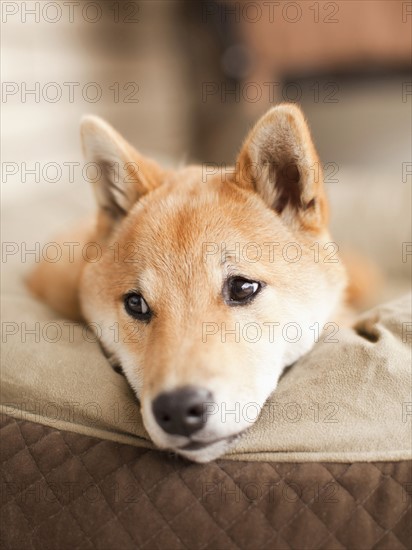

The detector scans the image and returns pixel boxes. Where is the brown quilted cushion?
[1,415,411,550]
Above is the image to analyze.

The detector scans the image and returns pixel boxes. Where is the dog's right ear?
[81,115,163,237]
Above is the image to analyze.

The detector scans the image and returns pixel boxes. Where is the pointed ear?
[236,104,328,233]
[80,115,163,236]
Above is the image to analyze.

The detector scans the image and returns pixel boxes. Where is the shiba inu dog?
[28,104,349,462]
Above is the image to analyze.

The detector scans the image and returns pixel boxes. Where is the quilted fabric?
[1,415,411,550]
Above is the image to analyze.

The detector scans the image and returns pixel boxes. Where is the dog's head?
[80,105,346,462]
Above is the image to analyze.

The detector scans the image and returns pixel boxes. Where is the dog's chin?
[161,431,243,463]
[143,411,247,463]
[174,437,235,463]
[148,428,241,463]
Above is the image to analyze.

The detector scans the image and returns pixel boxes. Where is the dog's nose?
[152,386,213,437]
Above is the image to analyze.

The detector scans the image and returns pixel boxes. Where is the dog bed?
[1,185,411,548]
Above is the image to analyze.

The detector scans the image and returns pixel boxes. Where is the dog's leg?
[26,220,95,321]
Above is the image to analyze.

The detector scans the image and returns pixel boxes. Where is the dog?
[28,104,352,462]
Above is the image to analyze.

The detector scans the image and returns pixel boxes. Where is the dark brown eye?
[124,292,152,321]
[225,277,262,305]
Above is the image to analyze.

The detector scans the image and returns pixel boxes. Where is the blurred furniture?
[238,0,411,87]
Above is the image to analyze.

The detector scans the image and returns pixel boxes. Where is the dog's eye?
[225,277,262,305]
[124,292,152,321]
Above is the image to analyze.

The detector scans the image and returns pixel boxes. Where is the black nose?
[152,386,213,437]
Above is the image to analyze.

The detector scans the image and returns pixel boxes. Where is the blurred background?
[2,0,411,301]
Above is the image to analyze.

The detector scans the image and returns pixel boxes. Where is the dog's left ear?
[236,104,328,233]
[81,115,164,237]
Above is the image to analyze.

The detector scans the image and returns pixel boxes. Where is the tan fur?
[28,105,356,462]
[342,250,383,309]
[26,220,95,321]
